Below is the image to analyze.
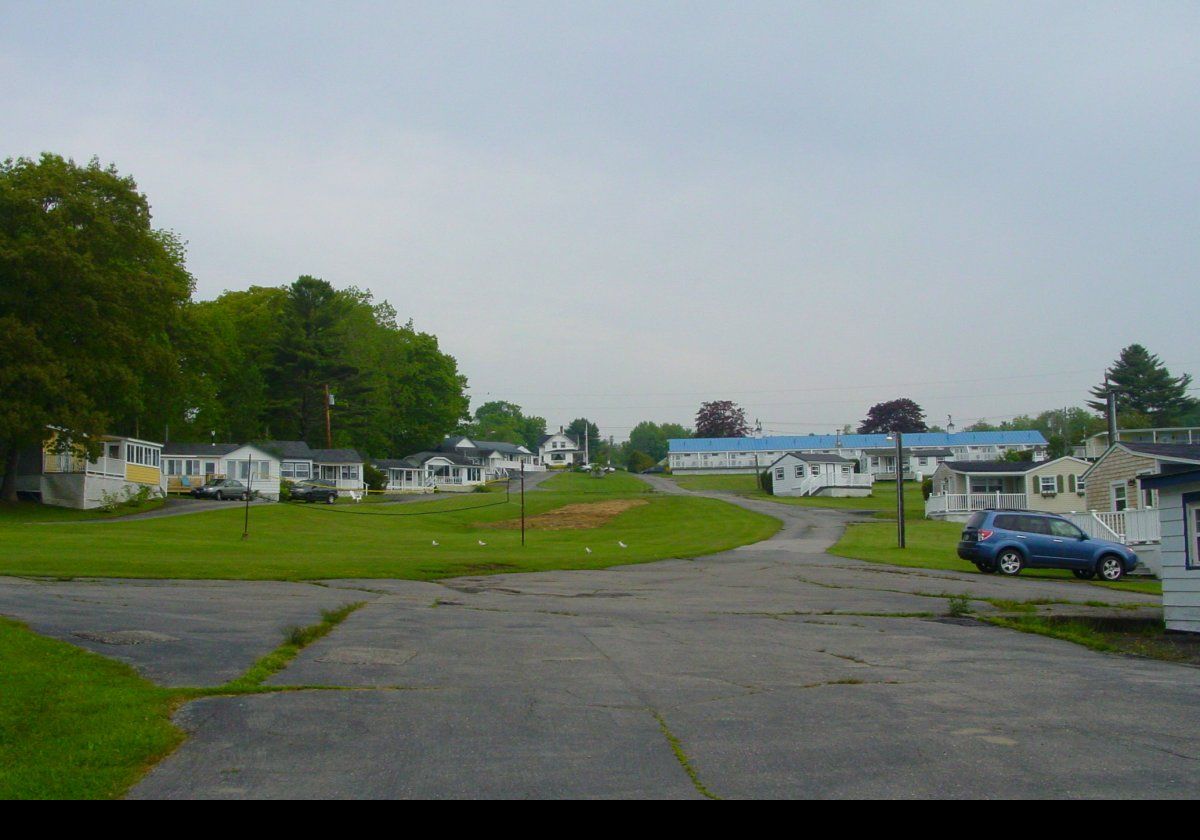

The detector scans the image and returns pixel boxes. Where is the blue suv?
[957,509,1139,582]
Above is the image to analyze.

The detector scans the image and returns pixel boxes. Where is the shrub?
[363,463,387,492]
[921,477,933,500]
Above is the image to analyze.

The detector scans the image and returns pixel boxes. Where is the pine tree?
[1088,345,1196,425]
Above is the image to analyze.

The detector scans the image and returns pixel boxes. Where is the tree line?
[0,154,469,500]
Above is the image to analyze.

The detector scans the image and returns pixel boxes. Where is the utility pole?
[1104,378,1120,446]
[324,384,334,449]
[893,429,906,549]
[242,452,253,540]
[520,462,526,547]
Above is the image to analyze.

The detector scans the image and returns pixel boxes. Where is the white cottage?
[1140,468,1200,633]
[162,442,281,499]
[15,431,165,509]
[539,428,583,468]
[767,453,873,497]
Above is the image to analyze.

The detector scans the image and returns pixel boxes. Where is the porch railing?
[925,493,1028,516]
[1062,510,1161,545]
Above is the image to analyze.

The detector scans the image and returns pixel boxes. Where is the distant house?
[539,428,583,468]
[1080,443,1200,513]
[668,431,1049,475]
[1139,468,1200,633]
[1076,427,1200,460]
[162,442,281,499]
[440,436,542,473]
[925,457,1090,521]
[377,451,485,492]
[310,449,366,494]
[768,453,873,497]
[258,440,318,484]
[15,431,164,509]
[256,441,365,496]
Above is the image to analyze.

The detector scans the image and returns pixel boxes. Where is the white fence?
[1062,509,1161,545]
[925,493,1028,516]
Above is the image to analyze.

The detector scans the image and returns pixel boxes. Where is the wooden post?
[324,384,333,449]
[242,452,252,540]
[520,462,526,547]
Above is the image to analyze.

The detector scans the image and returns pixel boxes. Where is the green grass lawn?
[830,518,1162,596]
[0,479,779,580]
[0,498,166,522]
[669,474,924,515]
[0,617,183,799]
[540,470,655,494]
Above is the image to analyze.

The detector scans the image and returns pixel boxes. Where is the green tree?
[628,421,692,463]
[1088,344,1197,425]
[626,449,656,473]
[0,155,193,500]
[567,418,602,460]
[463,401,546,450]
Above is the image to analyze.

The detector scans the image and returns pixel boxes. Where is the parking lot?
[0,495,1195,799]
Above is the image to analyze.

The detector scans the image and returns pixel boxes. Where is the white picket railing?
[925,493,1028,516]
[1062,509,1161,544]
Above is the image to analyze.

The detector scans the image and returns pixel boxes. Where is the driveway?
[0,480,1195,799]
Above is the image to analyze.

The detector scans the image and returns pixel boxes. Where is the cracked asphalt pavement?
[0,476,1196,799]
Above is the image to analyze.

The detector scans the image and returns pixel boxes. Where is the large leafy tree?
[1088,344,1196,425]
[628,421,691,462]
[567,418,602,459]
[694,401,750,438]
[0,154,193,500]
[462,401,546,450]
[858,398,928,434]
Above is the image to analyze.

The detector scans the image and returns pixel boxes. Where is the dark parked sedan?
[191,478,249,501]
[290,480,340,504]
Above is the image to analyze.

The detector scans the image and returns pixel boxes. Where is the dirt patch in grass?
[483,499,649,531]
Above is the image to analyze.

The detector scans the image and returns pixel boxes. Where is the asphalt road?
[0,476,1196,799]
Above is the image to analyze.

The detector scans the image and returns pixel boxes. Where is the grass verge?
[0,484,778,580]
[984,614,1200,664]
[829,518,1162,596]
[0,601,366,799]
[667,474,924,515]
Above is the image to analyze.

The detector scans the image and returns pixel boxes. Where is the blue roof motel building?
[667,431,1050,478]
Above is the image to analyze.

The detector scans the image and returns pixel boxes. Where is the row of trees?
[0,154,470,500]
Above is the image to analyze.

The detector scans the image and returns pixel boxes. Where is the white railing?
[1063,509,1161,545]
[925,493,1028,516]
[45,453,127,479]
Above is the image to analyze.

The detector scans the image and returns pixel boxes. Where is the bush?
[758,469,774,495]
[921,477,933,500]
[279,480,293,502]
[363,463,387,493]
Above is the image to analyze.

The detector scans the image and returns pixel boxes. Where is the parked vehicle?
[190,478,249,502]
[957,509,1139,581]
[290,480,339,504]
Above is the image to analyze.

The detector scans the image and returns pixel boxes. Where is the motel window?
[1191,504,1200,570]
[775,468,785,481]
[1112,483,1128,512]
[810,465,821,476]
[795,466,804,479]
[1039,476,1057,494]
[341,465,359,481]
[841,466,852,475]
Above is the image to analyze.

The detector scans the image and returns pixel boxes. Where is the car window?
[993,514,1020,531]
[1019,516,1052,535]
[1048,519,1081,538]
[966,512,988,529]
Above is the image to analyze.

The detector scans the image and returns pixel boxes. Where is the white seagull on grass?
[431,540,439,546]
[618,541,628,548]
[478,540,487,546]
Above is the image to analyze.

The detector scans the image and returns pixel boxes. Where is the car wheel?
[1097,555,1125,582]
[214,491,223,501]
[326,494,337,504]
[1072,569,1096,581]
[996,550,1024,576]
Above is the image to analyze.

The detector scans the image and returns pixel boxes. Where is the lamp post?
[888,430,906,548]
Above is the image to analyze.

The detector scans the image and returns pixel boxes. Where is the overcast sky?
[4,2,1197,439]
